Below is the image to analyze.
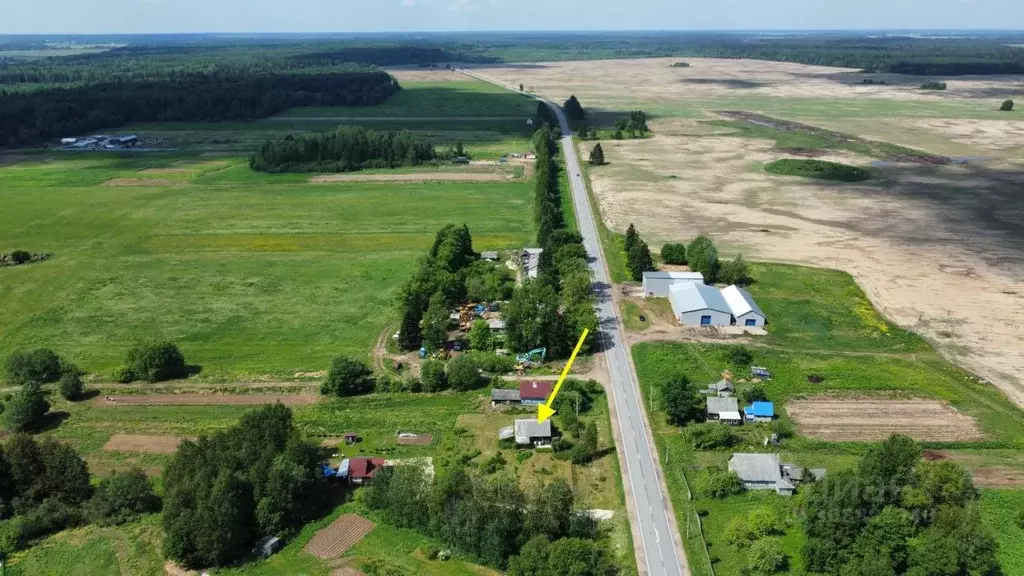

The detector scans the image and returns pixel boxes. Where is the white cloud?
[400,0,416,6]
[447,0,475,12]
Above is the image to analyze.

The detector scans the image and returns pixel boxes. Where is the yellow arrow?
[537,328,589,423]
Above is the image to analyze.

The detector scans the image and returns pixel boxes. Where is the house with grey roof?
[728,453,822,496]
[513,419,552,447]
[705,379,734,397]
[721,285,766,328]
[641,271,704,297]
[669,282,733,327]
[706,397,742,424]
[491,388,520,406]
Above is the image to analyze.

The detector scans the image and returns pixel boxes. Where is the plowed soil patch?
[96,394,319,406]
[103,178,176,187]
[305,514,375,559]
[397,433,433,446]
[968,467,1024,488]
[104,434,195,454]
[787,398,983,441]
[310,172,509,183]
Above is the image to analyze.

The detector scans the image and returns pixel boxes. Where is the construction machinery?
[515,347,547,368]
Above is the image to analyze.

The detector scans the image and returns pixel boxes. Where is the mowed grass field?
[0,154,534,379]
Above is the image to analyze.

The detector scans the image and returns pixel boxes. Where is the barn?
[640,271,704,297]
[721,285,766,327]
[668,283,733,326]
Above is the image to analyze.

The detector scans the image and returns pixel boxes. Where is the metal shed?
[669,282,733,327]
[640,271,704,297]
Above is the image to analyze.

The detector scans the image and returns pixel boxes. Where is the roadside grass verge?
[763,158,873,182]
[574,138,630,282]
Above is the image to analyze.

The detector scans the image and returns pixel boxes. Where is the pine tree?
[588,143,605,165]
[421,292,450,352]
[627,240,655,281]
[563,95,585,123]
[624,223,638,254]
[398,307,422,350]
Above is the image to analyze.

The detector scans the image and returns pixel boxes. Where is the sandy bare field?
[95,394,319,406]
[305,514,375,559]
[787,398,983,441]
[386,68,472,82]
[310,172,510,183]
[469,59,1024,408]
[104,434,195,454]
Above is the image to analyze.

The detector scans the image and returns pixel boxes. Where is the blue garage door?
[745,318,757,326]
[700,315,712,325]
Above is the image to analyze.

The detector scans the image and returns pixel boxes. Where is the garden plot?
[787,397,983,441]
[96,394,320,406]
[304,514,375,559]
[103,434,195,454]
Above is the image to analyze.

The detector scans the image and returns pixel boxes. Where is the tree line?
[503,127,599,358]
[0,69,397,147]
[249,126,438,173]
[364,462,618,574]
[623,223,749,285]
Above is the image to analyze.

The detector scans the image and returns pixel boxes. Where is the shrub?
[747,507,785,538]
[113,366,136,383]
[660,243,687,265]
[684,422,737,450]
[58,370,84,401]
[480,452,507,474]
[88,469,160,525]
[725,517,752,548]
[8,250,32,264]
[771,419,795,440]
[748,537,787,574]
[125,342,186,382]
[321,356,373,397]
[2,382,50,432]
[423,543,441,560]
[764,159,872,182]
[468,319,492,351]
[1017,507,1024,529]
[728,345,753,368]
[0,498,78,554]
[919,81,947,90]
[4,348,62,385]
[718,255,750,285]
[700,468,745,498]
[465,351,515,373]
[1000,99,1014,111]
[420,359,448,392]
[740,385,768,405]
[446,354,480,391]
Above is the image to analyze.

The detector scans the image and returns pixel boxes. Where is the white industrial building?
[721,285,766,327]
[640,271,704,297]
[668,283,733,326]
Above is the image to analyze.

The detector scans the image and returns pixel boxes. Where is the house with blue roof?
[744,401,775,422]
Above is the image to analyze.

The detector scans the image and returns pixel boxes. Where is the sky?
[3,0,1023,34]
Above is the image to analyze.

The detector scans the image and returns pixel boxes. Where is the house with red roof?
[519,380,553,405]
[347,457,386,485]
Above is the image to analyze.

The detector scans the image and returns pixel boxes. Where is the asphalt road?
[462,70,687,576]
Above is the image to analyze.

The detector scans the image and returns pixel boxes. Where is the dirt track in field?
[103,178,176,187]
[305,514,375,559]
[787,397,983,441]
[310,172,510,183]
[95,394,319,406]
[104,434,195,454]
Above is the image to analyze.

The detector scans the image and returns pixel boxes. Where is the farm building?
[519,380,553,405]
[728,453,822,496]
[348,457,386,485]
[481,251,499,261]
[721,285,766,327]
[254,536,281,558]
[491,388,521,406]
[705,379,734,396]
[521,248,543,279]
[640,271,704,297]
[706,397,742,424]
[668,282,733,327]
[514,419,552,447]
[744,401,775,422]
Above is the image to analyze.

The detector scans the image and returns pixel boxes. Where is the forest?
[249,125,437,173]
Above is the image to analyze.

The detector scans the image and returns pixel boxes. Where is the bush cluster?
[116,342,187,383]
[764,158,872,182]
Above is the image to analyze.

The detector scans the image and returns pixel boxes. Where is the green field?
[0,155,534,379]
[279,80,536,119]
